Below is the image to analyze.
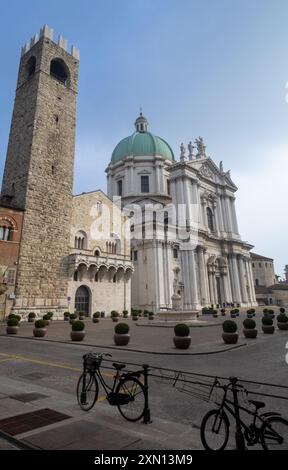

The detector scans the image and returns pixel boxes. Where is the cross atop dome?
[135,111,149,133]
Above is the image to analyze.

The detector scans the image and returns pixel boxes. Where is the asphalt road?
[0,331,287,433]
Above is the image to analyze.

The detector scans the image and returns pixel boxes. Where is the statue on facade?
[195,136,206,158]
[188,141,195,160]
[180,143,186,161]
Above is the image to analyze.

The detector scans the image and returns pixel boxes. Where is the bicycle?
[200,376,288,450]
[76,352,146,422]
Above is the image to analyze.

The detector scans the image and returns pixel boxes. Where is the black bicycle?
[76,352,146,422]
[201,376,288,450]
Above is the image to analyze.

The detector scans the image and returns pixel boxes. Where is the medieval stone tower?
[0,25,79,314]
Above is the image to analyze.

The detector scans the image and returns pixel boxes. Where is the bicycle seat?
[113,363,126,371]
[249,400,265,409]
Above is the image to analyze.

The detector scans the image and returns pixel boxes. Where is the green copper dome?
[111,114,175,164]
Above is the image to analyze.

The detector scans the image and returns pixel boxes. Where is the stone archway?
[75,285,90,317]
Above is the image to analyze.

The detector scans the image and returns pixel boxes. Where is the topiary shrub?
[46,312,53,319]
[7,318,19,327]
[111,310,119,318]
[115,323,130,334]
[72,320,85,332]
[279,307,285,314]
[64,311,70,317]
[221,309,226,315]
[35,320,46,329]
[262,316,273,326]
[223,320,237,333]
[263,308,269,314]
[277,313,288,323]
[174,324,190,337]
[28,312,36,318]
[243,319,256,329]
[247,309,256,315]
[101,311,105,318]
[93,312,101,318]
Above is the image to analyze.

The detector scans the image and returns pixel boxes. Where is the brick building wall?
[0,206,23,319]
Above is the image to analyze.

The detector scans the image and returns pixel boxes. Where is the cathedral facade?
[107,114,257,311]
[0,26,257,319]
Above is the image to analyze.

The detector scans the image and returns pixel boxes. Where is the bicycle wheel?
[200,409,230,451]
[116,377,146,422]
[76,372,98,411]
[261,416,288,450]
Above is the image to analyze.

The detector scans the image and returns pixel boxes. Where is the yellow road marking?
[0,353,113,378]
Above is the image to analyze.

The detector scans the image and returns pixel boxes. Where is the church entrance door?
[75,286,90,317]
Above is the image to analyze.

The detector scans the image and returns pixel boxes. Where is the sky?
[0,0,287,276]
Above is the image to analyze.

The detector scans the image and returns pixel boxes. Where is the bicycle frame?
[214,387,282,444]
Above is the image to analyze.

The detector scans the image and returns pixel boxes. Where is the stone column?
[225,197,233,233]
[222,272,230,304]
[187,248,199,310]
[231,254,241,303]
[238,255,248,304]
[231,198,239,234]
[197,246,208,304]
[181,250,191,309]
[208,272,215,305]
[247,259,257,304]
[216,197,224,233]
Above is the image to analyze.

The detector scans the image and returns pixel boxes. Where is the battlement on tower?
[21,24,80,60]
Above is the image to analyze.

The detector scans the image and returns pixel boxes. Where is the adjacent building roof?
[250,252,274,262]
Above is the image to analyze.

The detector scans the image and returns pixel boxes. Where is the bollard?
[142,364,152,424]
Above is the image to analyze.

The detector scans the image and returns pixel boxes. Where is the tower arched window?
[26,56,36,79]
[206,207,214,232]
[50,58,70,86]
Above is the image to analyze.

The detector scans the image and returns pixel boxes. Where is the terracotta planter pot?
[277,322,288,331]
[33,328,47,338]
[262,325,275,334]
[230,314,237,319]
[28,317,35,323]
[79,317,85,321]
[6,326,19,335]
[243,329,258,339]
[222,332,238,344]
[114,334,130,346]
[173,336,191,350]
[93,318,100,323]
[132,316,138,321]
[247,314,254,319]
[64,317,70,322]
[149,316,154,321]
[70,331,85,341]
[112,318,119,322]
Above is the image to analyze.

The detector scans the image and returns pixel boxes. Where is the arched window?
[0,221,13,241]
[206,207,214,232]
[113,274,117,283]
[26,56,36,79]
[95,272,99,282]
[255,279,259,286]
[95,249,100,257]
[74,231,87,250]
[50,58,70,86]
[73,271,79,282]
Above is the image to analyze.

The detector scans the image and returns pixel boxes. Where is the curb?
[0,429,40,450]
[0,334,247,356]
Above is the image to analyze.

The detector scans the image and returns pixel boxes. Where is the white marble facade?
[106,115,257,311]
